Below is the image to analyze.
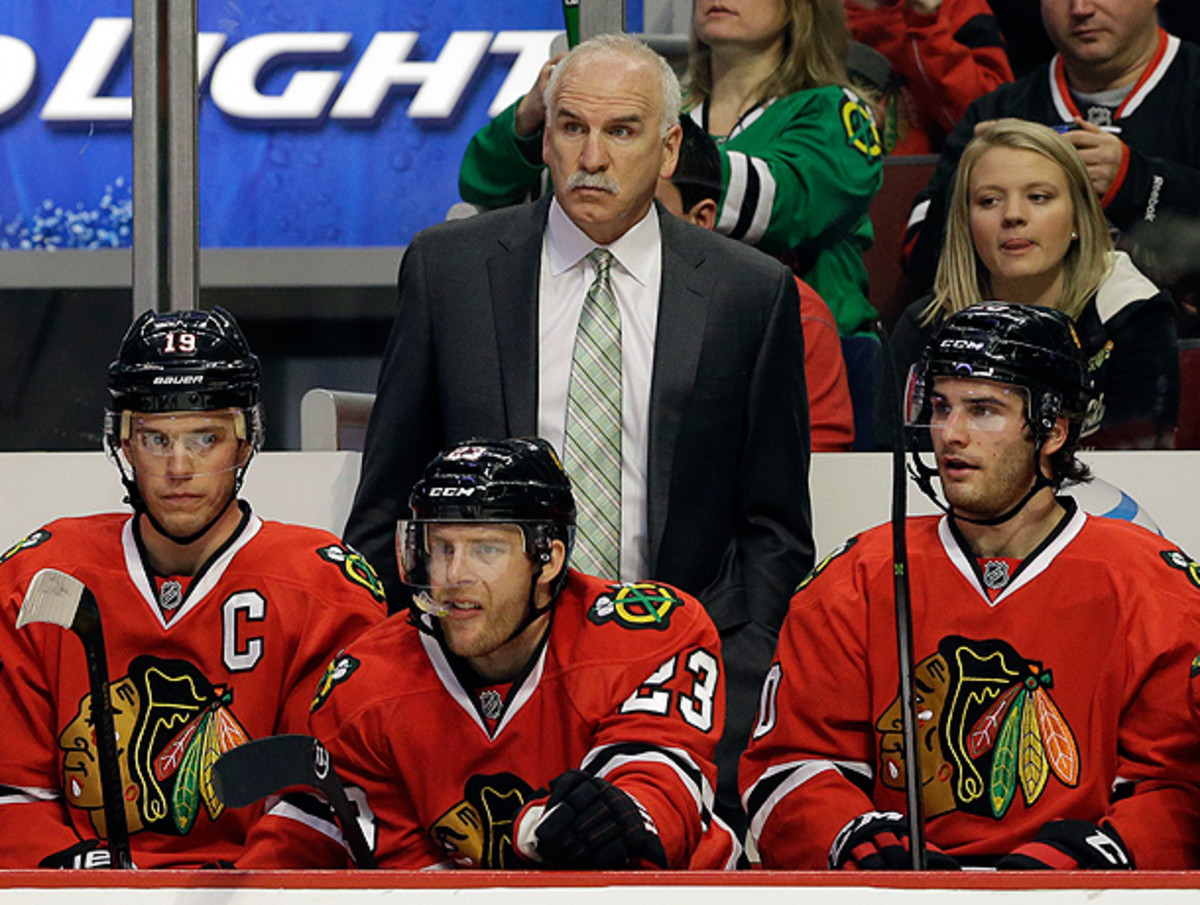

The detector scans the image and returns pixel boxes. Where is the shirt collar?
[545,197,660,287]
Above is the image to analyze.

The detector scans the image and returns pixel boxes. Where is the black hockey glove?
[997,819,1134,870]
[829,811,960,870]
[518,769,668,869]
[39,839,116,870]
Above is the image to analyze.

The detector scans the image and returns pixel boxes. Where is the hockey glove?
[997,819,1134,870]
[39,839,116,870]
[829,811,960,870]
[516,769,668,869]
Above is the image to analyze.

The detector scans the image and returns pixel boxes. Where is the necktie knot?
[587,248,613,284]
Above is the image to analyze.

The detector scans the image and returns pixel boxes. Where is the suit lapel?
[648,212,711,567]
[489,197,552,436]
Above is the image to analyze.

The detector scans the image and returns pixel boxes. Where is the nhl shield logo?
[981,559,1010,590]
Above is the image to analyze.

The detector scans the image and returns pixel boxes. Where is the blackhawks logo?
[875,636,1079,821]
[0,528,51,566]
[1162,549,1200,590]
[317,544,387,603]
[311,653,360,713]
[588,582,682,630]
[430,772,537,868]
[795,536,857,593]
[840,89,883,161]
[59,655,250,839]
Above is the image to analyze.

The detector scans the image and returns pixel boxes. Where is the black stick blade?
[212,734,325,808]
[214,734,377,869]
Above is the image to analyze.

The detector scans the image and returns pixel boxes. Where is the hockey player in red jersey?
[250,437,736,869]
[0,308,385,869]
[741,302,1200,870]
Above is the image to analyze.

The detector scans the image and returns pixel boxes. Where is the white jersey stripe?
[718,151,750,235]
[937,505,1087,606]
[1123,34,1179,117]
[122,511,263,630]
[582,745,711,816]
[264,796,342,845]
[0,785,61,806]
[742,156,775,245]
[744,758,871,845]
[906,198,930,232]
[419,621,547,737]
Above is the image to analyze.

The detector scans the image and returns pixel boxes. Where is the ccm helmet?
[400,438,576,615]
[908,302,1091,441]
[906,302,1093,524]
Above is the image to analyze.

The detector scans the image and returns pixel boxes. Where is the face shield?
[108,409,250,480]
[397,519,541,618]
[904,367,1031,437]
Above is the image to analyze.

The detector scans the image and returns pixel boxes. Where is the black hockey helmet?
[400,438,576,608]
[906,302,1094,525]
[107,306,261,416]
[907,302,1091,440]
[103,307,263,544]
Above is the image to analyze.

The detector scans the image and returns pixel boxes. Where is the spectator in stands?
[902,0,1200,303]
[844,0,1012,155]
[891,119,1178,448]
[459,0,885,337]
[658,117,855,451]
[742,301,1200,870]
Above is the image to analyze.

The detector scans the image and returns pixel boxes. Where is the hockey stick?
[563,0,580,48]
[17,568,133,869]
[213,733,377,869]
[874,323,927,869]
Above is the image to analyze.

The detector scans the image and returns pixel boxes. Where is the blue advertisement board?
[0,1,642,250]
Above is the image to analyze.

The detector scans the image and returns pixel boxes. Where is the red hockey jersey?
[741,505,1200,868]
[0,510,386,868]
[253,571,733,869]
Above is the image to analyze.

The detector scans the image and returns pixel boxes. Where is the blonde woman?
[459,0,884,335]
[890,118,1178,448]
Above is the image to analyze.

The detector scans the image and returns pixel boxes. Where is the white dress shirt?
[537,199,662,581]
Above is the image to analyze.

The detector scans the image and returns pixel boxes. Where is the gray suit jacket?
[345,196,814,637]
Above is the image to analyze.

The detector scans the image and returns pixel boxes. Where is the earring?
[1071,230,1079,240]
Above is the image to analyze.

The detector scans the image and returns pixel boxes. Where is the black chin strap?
[910,439,1057,527]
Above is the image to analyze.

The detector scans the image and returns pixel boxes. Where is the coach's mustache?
[566,171,620,194]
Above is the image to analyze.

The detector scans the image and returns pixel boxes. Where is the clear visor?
[116,410,248,477]
[905,368,1029,434]
[397,519,532,617]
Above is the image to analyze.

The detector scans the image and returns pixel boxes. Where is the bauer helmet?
[104,307,263,542]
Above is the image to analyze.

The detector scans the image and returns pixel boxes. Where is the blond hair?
[924,118,1113,326]
[686,0,850,110]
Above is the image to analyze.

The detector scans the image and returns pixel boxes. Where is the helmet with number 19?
[104,307,264,547]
